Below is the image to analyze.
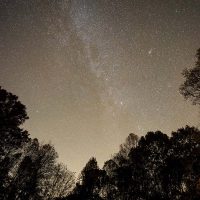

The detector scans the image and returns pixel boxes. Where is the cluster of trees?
[0,48,200,199]
[61,128,200,200]
[0,87,75,200]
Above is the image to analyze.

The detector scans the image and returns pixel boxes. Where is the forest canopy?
[0,87,75,200]
[0,84,200,200]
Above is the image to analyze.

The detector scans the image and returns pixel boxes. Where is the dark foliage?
[0,87,75,200]
[0,87,30,199]
[180,48,200,105]
[63,128,200,200]
[0,82,200,200]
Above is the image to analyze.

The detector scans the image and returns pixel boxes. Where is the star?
[148,48,153,55]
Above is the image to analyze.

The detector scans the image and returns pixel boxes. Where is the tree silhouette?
[166,126,200,199]
[66,128,199,200]
[99,133,139,200]
[66,157,104,200]
[113,133,139,166]
[0,87,75,200]
[0,87,30,199]
[1,86,200,200]
[7,141,75,200]
[180,48,200,105]
[42,163,75,199]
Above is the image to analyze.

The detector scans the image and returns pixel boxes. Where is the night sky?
[0,0,200,173]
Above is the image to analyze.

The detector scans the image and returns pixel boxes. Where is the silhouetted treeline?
[0,87,75,200]
[61,128,200,200]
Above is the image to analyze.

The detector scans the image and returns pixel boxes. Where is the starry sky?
[0,0,200,173]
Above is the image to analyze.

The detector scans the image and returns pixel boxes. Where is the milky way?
[0,0,200,173]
